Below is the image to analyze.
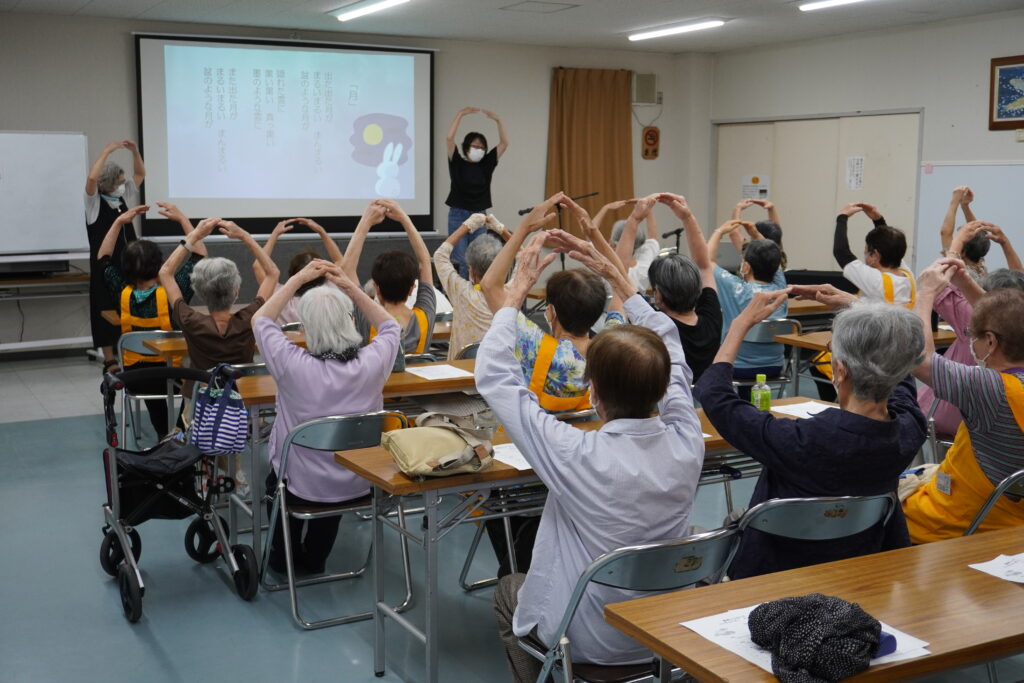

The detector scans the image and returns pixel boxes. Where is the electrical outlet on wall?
[656,91,663,105]
[1016,129,1024,142]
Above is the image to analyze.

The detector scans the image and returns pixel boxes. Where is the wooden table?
[102,302,252,327]
[432,320,451,341]
[605,525,1024,682]
[140,330,307,365]
[785,298,836,316]
[338,396,834,683]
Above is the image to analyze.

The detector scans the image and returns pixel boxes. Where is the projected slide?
[165,45,413,199]
[138,36,433,227]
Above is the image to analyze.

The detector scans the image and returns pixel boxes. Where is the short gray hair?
[647,254,702,313]
[297,285,362,357]
[190,257,241,312]
[466,234,502,281]
[831,301,924,403]
[983,268,1024,292]
[610,219,647,254]
[97,162,125,195]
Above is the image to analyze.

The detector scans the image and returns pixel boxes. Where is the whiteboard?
[915,162,1024,273]
[0,131,89,259]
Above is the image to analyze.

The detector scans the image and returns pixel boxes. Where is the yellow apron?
[528,334,591,413]
[119,286,172,365]
[904,372,1024,543]
[370,307,429,355]
[814,269,917,379]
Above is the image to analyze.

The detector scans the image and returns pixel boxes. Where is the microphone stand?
[662,227,684,253]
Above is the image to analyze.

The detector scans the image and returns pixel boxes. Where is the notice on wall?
[847,156,865,191]
[741,174,770,199]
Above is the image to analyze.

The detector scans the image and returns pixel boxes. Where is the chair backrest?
[658,246,678,257]
[552,408,597,423]
[116,330,184,362]
[278,412,409,477]
[742,318,802,344]
[964,468,1024,535]
[228,362,269,377]
[280,322,304,332]
[546,528,740,650]
[454,342,480,360]
[404,353,440,364]
[738,494,896,541]
[435,311,453,322]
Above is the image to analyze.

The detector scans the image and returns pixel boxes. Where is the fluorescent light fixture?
[335,0,410,22]
[628,20,725,42]
[798,0,867,11]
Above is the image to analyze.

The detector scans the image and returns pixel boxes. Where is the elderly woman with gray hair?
[159,217,279,377]
[695,290,927,579]
[251,259,400,574]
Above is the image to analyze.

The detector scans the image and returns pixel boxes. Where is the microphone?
[662,227,684,239]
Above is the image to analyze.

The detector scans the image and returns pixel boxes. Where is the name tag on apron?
[936,471,952,496]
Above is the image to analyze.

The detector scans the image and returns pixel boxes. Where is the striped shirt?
[931,353,1024,486]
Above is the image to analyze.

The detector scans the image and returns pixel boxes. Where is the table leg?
[373,486,386,677]
[248,408,262,561]
[424,489,440,683]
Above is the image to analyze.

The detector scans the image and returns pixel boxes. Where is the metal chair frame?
[280,322,304,332]
[737,494,897,541]
[116,330,185,448]
[964,468,1024,536]
[405,353,441,365]
[731,318,802,398]
[454,342,481,360]
[519,527,741,683]
[924,399,955,465]
[259,412,414,630]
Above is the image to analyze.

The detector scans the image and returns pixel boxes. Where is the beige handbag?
[382,411,495,478]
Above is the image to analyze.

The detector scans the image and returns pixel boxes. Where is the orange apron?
[814,269,917,380]
[528,334,591,412]
[904,373,1024,543]
[370,307,429,354]
[119,286,172,365]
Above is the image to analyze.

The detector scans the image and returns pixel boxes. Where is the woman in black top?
[85,139,145,373]
[445,106,509,278]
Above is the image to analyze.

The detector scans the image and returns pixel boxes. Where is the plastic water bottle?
[750,374,771,411]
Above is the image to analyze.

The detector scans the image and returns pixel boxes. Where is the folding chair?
[260,412,414,630]
[924,399,955,465]
[737,494,896,542]
[964,468,1024,536]
[405,352,441,364]
[454,342,480,360]
[732,318,802,398]
[280,322,304,332]
[116,330,185,448]
[519,528,741,683]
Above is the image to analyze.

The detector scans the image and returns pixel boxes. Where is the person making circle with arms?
[445,106,509,279]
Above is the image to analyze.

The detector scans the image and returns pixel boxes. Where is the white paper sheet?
[969,552,1024,583]
[770,401,832,419]
[492,443,532,471]
[404,364,474,380]
[681,604,930,674]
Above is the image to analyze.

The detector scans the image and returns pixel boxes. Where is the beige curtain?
[545,68,634,237]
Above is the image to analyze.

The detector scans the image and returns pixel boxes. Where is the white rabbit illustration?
[375,142,402,197]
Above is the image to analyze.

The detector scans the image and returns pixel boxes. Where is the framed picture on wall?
[989,55,1024,130]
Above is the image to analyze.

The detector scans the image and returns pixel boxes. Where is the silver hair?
[983,268,1024,292]
[830,301,924,403]
[97,162,125,195]
[610,219,648,254]
[190,257,241,312]
[466,234,503,281]
[297,285,363,357]
[647,254,702,313]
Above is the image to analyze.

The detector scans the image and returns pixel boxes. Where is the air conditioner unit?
[632,72,658,105]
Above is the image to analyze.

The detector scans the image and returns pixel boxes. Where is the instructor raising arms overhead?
[445,106,509,279]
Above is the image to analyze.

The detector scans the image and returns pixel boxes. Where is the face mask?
[111,183,126,198]
[969,338,992,369]
[131,284,158,303]
[468,147,485,162]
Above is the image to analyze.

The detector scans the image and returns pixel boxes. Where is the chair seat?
[288,493,373,519]
[520,634,654,683]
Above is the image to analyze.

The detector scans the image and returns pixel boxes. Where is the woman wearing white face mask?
[904,257,1024,542]
[445,107,509,279]
[85,139,146,374]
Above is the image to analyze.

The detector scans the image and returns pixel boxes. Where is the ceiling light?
[798,0,867,12]
[334,0,410,22]
[628,20,725,42]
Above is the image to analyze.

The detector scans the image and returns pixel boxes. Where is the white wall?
[0,12,704,349]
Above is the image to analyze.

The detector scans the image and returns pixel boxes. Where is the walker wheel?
[184,516,225,564]
[117,563,143,622]
[100,529,142,576]
[231,544,259,601]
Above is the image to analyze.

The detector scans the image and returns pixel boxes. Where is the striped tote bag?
[189,364,249,456]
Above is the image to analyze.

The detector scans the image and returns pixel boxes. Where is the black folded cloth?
[748,593,882,683]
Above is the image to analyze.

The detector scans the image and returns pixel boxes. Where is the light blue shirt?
[475,295,705,666]
[713,266,788,369]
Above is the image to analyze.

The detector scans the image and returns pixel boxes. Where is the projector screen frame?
[134,32,436,241]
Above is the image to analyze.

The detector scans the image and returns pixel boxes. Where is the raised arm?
[712,289,791,366]
[293,217,345,265]
[153,201,204,257]
[986,225,1023,272]
[480,192,563,313]
[123,140,145,187]
[912,258,963,386]
[218,220,279,302]
[160,218,217,307]
[731,199,753,221]
[961,187,977,224]
[592,199,637,234]
[833,204,863,268]
[941,187,968,253]
[482,109,509,158]
[661,193,715,289]
[561,197,628,279]
[614,195,655,268]
[254,220,293,281]
[753,199,781,226]
[445,107,478,159]
[323,263,394,330]
[377,199,431,284]
[85,141,123,196]
[708,220,747,265]
[97,205,148,259]
[342,201,387,281]
[253,259,330,324]
[946,220,992,262]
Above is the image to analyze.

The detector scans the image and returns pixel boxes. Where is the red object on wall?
[642,126,660,160]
